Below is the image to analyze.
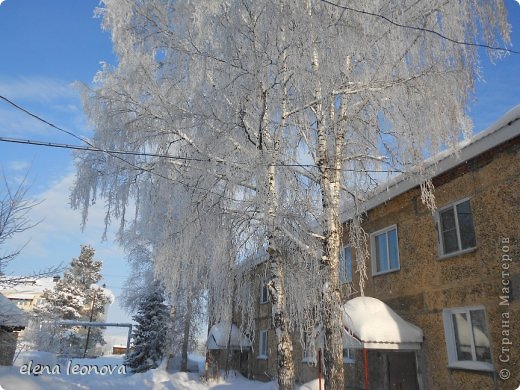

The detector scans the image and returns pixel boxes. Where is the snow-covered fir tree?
[34,245,112,355]
[125,280,170,373]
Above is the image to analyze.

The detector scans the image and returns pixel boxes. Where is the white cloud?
[0,77,91,139]
[0,77,78,103]
[7,160,31,172]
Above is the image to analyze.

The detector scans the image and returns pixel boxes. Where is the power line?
[0,94,197,185]
[0,136,209,162]
[320,0,520,55]
[0,136,403,174]
[0,94,406,173]
[0,95,89,145]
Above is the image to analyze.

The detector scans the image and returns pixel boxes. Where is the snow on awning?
[0,293,28,329]
[342,297,423,350]
[207,323,252,350]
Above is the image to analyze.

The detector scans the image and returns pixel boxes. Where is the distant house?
[112,345,128,355]
[234,106,520,388]
[0,276,61,312]
[0,277,114,358]
[0,293,28,365]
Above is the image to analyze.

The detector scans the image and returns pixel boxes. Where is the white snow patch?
[13,350,57,368]
[0,293,28,327]
[342,296,423,349]
[207,323,251,350]
[0,363,279,390]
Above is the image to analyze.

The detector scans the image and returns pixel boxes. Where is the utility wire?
[320,0,519,55]
[0,95,90,145]
[0,136,403,173]
[0,94,186,185]
[0,95,405,173]
[0,136,208,162]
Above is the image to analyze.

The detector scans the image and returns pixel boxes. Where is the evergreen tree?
[34,245,112,355]
[125,281,170,373]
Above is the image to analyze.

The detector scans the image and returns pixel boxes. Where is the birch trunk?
[306,1,344,387]
[180,293,193,372]
[262,79,295,389]
[316,110,345,390]
[268,248,295,390]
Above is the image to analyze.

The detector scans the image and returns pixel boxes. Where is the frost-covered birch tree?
[73,0,510,388]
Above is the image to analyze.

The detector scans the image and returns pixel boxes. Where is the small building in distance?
[0,276,61,312]
[0,293,28,365]
[112,344,128,355]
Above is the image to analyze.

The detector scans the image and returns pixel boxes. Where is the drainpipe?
[363,348,369,390]
[318,348,322,390]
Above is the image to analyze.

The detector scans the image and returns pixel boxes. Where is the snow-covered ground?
[0,354,321,390]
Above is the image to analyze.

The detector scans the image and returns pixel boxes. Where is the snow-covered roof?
[342,104,520,221]
[0,293,29,328]
[342,296,423,350]
[207,323,252,350]
[0,277,59,300]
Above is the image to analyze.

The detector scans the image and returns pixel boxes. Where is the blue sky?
[0,1,519,338]
[0,0,129,340]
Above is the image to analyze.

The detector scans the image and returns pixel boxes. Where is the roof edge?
[341,105,520,222]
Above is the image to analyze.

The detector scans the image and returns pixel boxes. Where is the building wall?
[0,329,19,365]
[243,135,519,389]
[345,136,519,389]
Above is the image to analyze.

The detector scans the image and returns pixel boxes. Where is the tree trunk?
[316,102,345,389]
[180,294,193,372]
[268,249,295,390]
[306,0,345,385]
[262,78,295,388]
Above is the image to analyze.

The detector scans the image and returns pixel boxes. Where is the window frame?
[257,330,268,359]
[442,306,494,372]
[260,282,269,304]
[436,198,477,259]
[301,332,317,364]
[370,224,400,276]
[339,246,353,284]
[343,348,355,364]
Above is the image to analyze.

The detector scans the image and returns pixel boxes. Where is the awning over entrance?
[207,322,252,350]
[342,297,423,350]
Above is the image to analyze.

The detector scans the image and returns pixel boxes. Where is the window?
[437,199,476,257]
[258,330,268,359]
[260,282,269,304]
[443,307,493,372]
[343,348,355,364]
[302,332,317,363]
[340,246,353,284]
[370,225,400,275]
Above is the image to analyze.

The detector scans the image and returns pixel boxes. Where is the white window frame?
[301,332,317,364]
[257,330,268,359]
[343,348,355,364]
[370,225,400,276]
[436,198,477,258]
[340,246,353,284]
[260,282,269,304]
[442,306,494,372]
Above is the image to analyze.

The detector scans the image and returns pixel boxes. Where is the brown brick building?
[216,107,519,389]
